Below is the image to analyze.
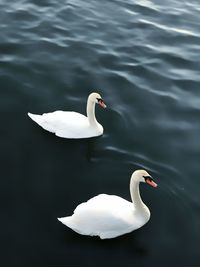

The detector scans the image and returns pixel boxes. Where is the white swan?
[58,169,157,239]
[28,92,106,139]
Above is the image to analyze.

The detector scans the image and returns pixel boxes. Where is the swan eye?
[143,176,153,182]
[96,98,107,108]
[97,98,103,103]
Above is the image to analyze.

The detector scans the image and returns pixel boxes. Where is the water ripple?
[139,18,199,37]
[1,0,200,263]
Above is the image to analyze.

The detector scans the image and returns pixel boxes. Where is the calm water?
[1,0,200,266]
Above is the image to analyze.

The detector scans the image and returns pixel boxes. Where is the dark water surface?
[1,0,200,266]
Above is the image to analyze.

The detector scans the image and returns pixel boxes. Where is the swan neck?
[130,180,145,210]
[87,98,98,126]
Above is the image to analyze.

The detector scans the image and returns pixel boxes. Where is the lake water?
[1,0,200,266]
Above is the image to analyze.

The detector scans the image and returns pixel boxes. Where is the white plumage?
[28,92,106,139]
[58,170,157,239]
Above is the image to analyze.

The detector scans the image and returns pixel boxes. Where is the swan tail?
[57,216,72,227]
[57,216,90,236]
[28,112,55,133]
[28,112,43,126]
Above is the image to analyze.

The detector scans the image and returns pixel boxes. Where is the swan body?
[28,92,106,139]
[58,170,157,239]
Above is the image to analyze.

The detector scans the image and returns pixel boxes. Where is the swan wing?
[28,111,99,138]
[58,194,137,239]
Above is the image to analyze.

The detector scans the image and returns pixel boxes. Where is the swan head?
[88,92,107,108]
[132,169,157,188]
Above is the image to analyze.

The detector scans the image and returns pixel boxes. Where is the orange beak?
[146,179,158,188]
[98,99,107,108]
